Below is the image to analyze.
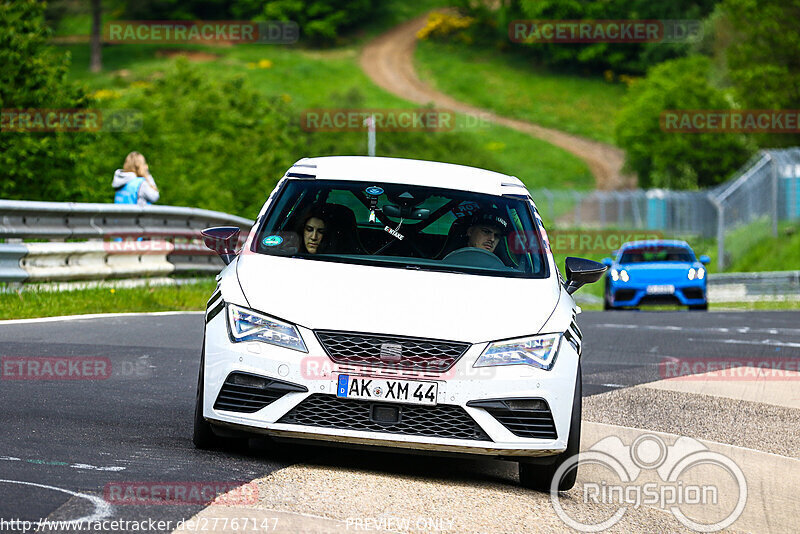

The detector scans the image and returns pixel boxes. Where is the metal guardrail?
[0,200,255,283]
[707,271,800,302]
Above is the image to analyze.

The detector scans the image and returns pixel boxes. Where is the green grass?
[0,280,216,320]
[415,40,627,145]
[59,41,593,189]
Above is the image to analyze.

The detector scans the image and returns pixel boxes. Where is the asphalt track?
[0,310,798,532]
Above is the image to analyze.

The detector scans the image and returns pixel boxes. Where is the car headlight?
[688,268,696,280]
[697,267,705,280]
[227,304,307,352]
[619,269,630,282]
[474,333,562,370]
[611,268,619,281]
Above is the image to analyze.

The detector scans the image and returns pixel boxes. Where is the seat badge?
[379,343,403,363]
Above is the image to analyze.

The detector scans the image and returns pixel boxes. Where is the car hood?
[618,262,698,283]
[236,254,561,343]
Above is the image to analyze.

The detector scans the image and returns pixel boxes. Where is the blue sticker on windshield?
[261,235,283,247]
[365,186,384,196]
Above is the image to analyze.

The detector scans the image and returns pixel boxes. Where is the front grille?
[614,289,637,301]
[467,398,557,440]
[682,287,705,300]
[213,372,307,413]
[315,331,470,372]
[639,295,681,306]
[278,394,491,441]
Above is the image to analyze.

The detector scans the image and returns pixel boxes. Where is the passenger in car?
[296,206,330,254]
[466,209,510,253]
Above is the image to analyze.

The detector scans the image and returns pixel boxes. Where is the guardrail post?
[771,153,779,237]
[715,201,725,271]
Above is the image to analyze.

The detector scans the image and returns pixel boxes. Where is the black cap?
[470,208,510,234]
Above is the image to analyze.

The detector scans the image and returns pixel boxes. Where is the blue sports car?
[602,240,710,310]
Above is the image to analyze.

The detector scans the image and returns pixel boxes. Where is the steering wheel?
[442,247,505,269]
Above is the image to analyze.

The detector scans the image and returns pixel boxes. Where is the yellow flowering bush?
[90,89,119,100]
[416,12,475,41]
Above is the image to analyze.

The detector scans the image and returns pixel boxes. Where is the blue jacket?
[112,169,159,205]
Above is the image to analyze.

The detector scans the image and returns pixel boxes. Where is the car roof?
[286,156,530,197]
[620,239,691,250]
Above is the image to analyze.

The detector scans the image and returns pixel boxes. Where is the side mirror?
[201,226,241,265]
[601,257,613,267]
[699,255,710,265]
[564,257,607,295]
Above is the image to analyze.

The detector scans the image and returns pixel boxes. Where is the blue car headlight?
[474,333,562,370]
[688,267,705,280]
[227,304,307,352]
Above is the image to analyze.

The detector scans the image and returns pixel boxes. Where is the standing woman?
[112,151,160,205]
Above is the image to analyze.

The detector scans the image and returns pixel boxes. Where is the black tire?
[192,342,232,450]
[519,363,582,492]
[603,281,613,311]
[689,303,708,311]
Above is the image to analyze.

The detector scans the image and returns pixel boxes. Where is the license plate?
[336,375,438,406]
[646,284,675,295]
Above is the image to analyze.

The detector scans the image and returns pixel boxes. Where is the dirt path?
[360,14,636,190]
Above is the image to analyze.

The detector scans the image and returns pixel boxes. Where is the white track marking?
[595,323,800,336]
[0,311,204,325]
[687,337,800,348]
[0,479,113,523]
[0,456,126,471]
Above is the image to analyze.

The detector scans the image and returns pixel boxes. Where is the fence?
[0,200,254,283]
[532,148,800,270]
[707,270,800,302]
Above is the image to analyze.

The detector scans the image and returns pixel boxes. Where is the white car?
[194,156,605,491]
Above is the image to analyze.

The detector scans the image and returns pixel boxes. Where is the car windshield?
[619,246,695,264]
[252,179,549,278]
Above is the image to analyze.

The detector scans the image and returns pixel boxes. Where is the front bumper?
[201,310,579,458]
[609,281,707,307]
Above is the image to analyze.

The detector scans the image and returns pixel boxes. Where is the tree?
[0,0,93,201]
[615,56,752,189]
[90,0,101,72]
[723,0,800,146]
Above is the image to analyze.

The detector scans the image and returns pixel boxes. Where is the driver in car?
[466,208,510,253]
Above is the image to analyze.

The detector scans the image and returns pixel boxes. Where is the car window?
[253,179,550,279]
[620,247,695,263]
